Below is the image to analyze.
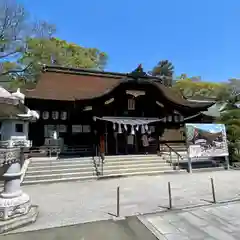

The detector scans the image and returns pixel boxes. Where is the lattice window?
[72,125,91,133]
[61,111,67,120]
[52,111,59,120]
[42,111,49,120]
[58,125,67,133]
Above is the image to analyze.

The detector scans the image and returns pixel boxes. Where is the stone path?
[1,217,158,240]
[139,202,240,239]
[5,170,240,233]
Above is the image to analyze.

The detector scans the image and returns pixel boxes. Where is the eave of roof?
[25,65,214,110]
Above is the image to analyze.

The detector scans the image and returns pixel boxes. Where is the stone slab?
[140,202,240,239]
[0,206,38,234]
[0,217,159,240]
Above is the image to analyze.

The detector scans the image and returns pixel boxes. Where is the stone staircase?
[22,155,178,185]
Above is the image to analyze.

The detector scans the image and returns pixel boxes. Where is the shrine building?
[24,65,215,156]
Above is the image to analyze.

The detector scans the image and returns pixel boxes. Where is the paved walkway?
[139,202,240,239]
[1,217,158,240]
[7,170,240,233]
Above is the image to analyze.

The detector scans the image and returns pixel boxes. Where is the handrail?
[163,143,185,169]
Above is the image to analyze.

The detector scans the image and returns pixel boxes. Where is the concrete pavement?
[0,217,158,240]
[4,170,240,232]
[139,201,240,239]
[4,170,240,233]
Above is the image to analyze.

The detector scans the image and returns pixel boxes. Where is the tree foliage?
[218,88,240,163]
[0,0,56,88]
[0,0,108,90]
[150,60,174,86]
[0,0,27,79]
[150,60,174,77]
[19,37,108,81]
[173,74,225,98]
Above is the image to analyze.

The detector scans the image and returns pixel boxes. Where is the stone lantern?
[0,87,39,233]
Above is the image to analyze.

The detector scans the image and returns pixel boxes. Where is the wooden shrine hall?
[24,65,215,156]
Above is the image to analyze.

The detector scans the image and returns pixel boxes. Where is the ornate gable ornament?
[128,64,148,80]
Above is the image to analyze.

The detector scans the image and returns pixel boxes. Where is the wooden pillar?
[105,122,108,154]
[135,133,138,154]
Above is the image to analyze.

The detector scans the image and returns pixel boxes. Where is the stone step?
[32,154,158,159]
[23,175,97,185]
[31,154,160,161]
[23,169,184,185]
[30,157,163,166]
[97,169,184,179]
[164,156,214,162]
[26,164,172,176]
[23,154,179,185]
[24,171,95,181]
[26,167,95,176]
[28,159,167,171]
[24,165,173,181]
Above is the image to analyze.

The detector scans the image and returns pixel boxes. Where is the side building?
[24,65,215,156]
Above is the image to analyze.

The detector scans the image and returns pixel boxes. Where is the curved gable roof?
[25,66,214,111]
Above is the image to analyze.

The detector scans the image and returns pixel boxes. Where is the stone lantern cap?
[0,86,39,121]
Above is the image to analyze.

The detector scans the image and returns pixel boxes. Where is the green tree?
[0,0,56,89]
[215,78,240,102]
[219,95,240,163]
[173,75,224,98]
[149,60,174,86]
[19,37,108,81]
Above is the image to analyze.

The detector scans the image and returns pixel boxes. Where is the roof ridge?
[43,65,165,81]
[43,65,127,77]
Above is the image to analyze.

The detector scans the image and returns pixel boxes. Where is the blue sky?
[20,0,240,82]
[187,124,225,133]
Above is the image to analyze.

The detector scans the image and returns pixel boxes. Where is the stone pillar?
[0,147,38,233]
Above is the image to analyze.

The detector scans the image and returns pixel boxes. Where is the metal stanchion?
[117,186,120,217]
[210,178,216,203]
[168,182,172,209]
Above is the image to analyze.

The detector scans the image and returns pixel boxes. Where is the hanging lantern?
[124,124,128,131]
[141,125,145,134]
[144,124,148,131]
[131,125,135,135]
[113,123,116,130]
[135,125,139,131]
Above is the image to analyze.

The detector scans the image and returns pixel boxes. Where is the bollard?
[168,182,172,209]
[210,178,216,203]
[116,186,120,217]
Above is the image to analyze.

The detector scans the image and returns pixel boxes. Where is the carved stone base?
[0,205,38,234]
[0,193,30,220]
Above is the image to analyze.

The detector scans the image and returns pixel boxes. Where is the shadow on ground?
[0,217,158,240]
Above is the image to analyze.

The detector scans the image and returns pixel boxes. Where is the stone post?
[0,147,38,233]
